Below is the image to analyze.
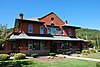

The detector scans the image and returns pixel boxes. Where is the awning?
[9,33,86,41]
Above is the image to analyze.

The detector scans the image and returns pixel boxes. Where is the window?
[33,42,40,50]
[61,43,69,49]
[68,29,72,36]
[40,26,44,34]
[28,41,33,50]
[40,41,45,50]
[12,42,16,50]
[47,27,51,34]
[28,24,33,33]
[47,27,58,35]
[61,28,64,35]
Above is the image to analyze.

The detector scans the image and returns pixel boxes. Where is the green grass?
[83,52,100,59]
[30,59,97,67]
[0,59,97,67]
[85,56,100,59]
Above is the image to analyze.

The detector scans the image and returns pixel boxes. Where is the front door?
[50,41,57,53]
[28,41,33,50]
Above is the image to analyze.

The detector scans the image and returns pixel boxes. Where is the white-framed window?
[33,42,40,50]
[28,24,33,33]
[40,41,45,50]
[12,42,16,50]
[40,26,44,34]
[60,42,69,49]
[61,28,64,35]
[28,41,33,50]
[47,27,51,34]
[68,29,72,36]
[47,27,58,35]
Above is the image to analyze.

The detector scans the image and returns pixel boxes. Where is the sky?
[0,0,100,30]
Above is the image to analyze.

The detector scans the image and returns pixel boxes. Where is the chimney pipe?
[64,20,68,24]
[19,13,23,19]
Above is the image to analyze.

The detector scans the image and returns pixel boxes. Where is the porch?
[1,39,88,55]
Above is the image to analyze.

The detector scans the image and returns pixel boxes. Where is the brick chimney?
[19,13,23,19]
[64,20,68,24]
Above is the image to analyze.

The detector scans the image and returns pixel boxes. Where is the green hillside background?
[76,28,100,49]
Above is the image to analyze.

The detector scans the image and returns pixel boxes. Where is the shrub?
[49,53,56,56]
[31,54,39,58]
[0,60,33,66]
[14,53,26,60]
[82,50,89,54]
[66,51,71,55]
[96,62,100,67]
[89,50,96,53]
[97,49,100,52]
[76,51,81,54]
[0,54,10,61]
[47,56,54,59]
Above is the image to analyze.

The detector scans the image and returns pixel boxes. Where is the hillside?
[76,28,100,48]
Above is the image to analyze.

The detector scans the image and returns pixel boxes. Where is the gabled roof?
[38,12,64,23]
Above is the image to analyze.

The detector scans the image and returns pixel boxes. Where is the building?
[0,12,88,55]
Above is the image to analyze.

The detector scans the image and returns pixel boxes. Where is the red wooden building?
[0,12,88,55]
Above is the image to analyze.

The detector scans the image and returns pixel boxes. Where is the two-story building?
[0,12,88,55]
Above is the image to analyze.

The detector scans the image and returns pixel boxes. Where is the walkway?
[57,54,100,62]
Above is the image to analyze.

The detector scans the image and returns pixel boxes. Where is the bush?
[0,60,33,67]
[49,53,56,56]
[66,51,71,55]
[82,50,90,55]
[97,49,100,52]
[89,50,96,53]
[31,54,39,58]
[47,56,55,59]
[0,54,10,61]
[14,53,26,60]
[76,51,81,54]
[82,50,89,53]
[96,62,100,67]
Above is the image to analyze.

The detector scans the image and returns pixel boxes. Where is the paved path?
[57,54,100,62]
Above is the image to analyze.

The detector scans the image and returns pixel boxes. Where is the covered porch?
[1,33,88,55]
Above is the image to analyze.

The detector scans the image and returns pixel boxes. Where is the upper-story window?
[28,24,33,33]
[68,29,72,36]
[61,28,64,35]
[40,26,44,34]
[47,27,58,35]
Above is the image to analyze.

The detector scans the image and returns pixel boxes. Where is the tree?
[76,28,100,49]
[0,24,7,44]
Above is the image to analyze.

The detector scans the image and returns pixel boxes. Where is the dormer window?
[61,28,64,35]
[28,24,33,33]
[40,26,44,34]
[47,27,58,35]
[68,29,72,36]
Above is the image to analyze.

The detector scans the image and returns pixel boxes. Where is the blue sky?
[0,0,100,30]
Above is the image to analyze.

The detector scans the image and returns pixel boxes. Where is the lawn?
[83,52,100,59]
[32,59,97,67]
[0,59,97,67]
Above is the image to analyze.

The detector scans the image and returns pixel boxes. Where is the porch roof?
[9,33,85,41]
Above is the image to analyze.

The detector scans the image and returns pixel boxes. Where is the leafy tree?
[0,24,7,43]
[76,28,100,49]
[0,24,13,44]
